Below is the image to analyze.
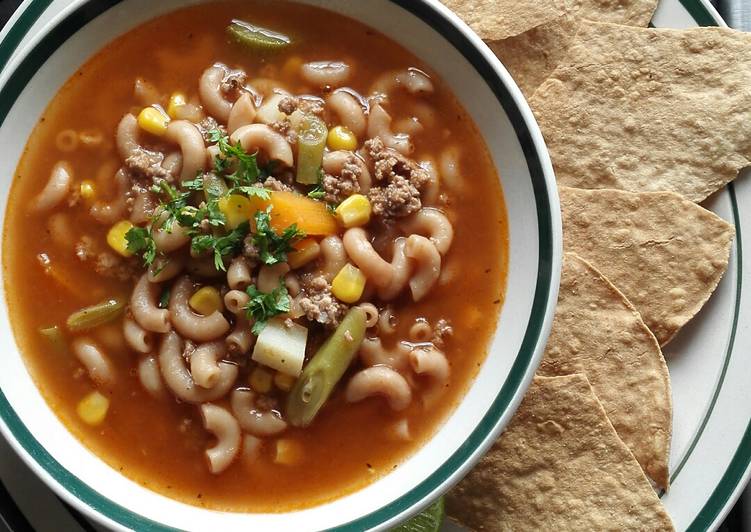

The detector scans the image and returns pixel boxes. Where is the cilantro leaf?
[307,183,325,200]
[151,181,192,232]
[125,226,157,266]
[232,185,271,200]
[181,176,205,192]
[208,128,261,187]
[207,129,225,144]
[191,221,250,271]
[252,208,305,265]
[307,168,327,200]
[244,281,290,334]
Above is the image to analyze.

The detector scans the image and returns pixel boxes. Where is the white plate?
[0,1,749,531]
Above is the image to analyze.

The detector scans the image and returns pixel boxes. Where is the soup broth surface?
[3,0,507,511]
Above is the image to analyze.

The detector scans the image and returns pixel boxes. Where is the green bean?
[296,115,328,185]
[39,325,68,354]
[66,297,125,332]
[286,307,366,427]
[226,20,291,54]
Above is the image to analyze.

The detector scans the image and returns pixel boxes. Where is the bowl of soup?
[0,0,560,529]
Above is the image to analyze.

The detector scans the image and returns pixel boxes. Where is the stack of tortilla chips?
[441,0,749,529]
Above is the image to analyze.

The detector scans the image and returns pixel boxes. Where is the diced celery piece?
[252,317,308,377]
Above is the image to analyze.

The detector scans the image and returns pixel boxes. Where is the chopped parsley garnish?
[252,208,304,265]
[125,226,157,267]
[307,183,325,200]
[233,185,271,200]
[208,128,261,187]
[128,131,297,273]
[244,281,290,335]
[307,167,326,199]
[191,221,251,271]
[199,199,227,228]
[181,176,205,192]
[150,180,193,232]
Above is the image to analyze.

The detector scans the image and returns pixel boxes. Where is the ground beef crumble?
[242,236,260,262]
[75,236,137,282]
[262,175,294,192]
[270,119,297,145]
[363,137,429,218]
[278,96,298,116]
[297,274,349,328]
[278,95,324,117]
[321,153,362,204]
[125,148,171,182]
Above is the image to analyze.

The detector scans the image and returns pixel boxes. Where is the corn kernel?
[331,263,366,303]
[327,125,357,151]
[250,367,274,394]
[79,180,96,202]
[274,371,296,392]
[287,238,320,269]
[167,92,187,119]
[189,286,223,316]
[274,438,303,465]
[137,106,169,136]
[106,220,134,257]
[218,194,253,229]
[335,194,371,228]
[76,391,109,426]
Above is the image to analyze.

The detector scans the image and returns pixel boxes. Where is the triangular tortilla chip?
[560,187,735,345]
[440,0,569,41]
[539,253,672,488]
[488,14,581,99]
[483,1,656,98]
[531,23,751,202]
[447,375,674,531]
[574,0,658,26]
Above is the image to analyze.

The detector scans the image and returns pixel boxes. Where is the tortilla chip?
[539,253,671,488]
[530,23,751,202]
[574,0,658,26]
[446,374,674,531]
[488,15,581,99]
[483,1,655,99]
[560,187,735,345]
[440,0,568,41]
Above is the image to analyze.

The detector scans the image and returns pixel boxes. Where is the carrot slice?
[268,191,337,236]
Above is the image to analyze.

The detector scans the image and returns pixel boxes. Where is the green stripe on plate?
[671,2,751,530]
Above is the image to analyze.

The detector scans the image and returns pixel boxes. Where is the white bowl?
[0,1,561,530]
